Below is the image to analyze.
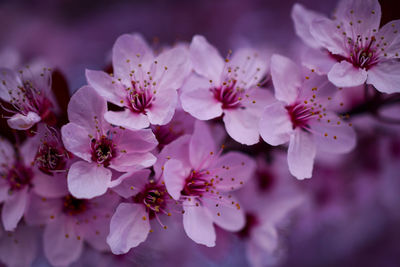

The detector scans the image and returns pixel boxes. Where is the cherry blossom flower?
[20,125,69,198]
[0,137,35,231]
[160,121,256,247]
[292,0,400,93]
[259,54,356,179]
[0,65,56,130]
[180,35,273,145]
[107,169,176,254]
[25,191,119,266]
[61,85,158,199]
[86,33,191,130]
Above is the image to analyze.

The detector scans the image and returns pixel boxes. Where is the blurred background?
[0,0,400,266]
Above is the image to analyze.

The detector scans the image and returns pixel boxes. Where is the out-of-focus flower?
[0,223,38,267]
[259,54,356,179]
[86,33,191,130]
[61,86,158,199]
[181,35,273,145]
[25,191,119,267]
[0,65,56,130]
[292,0,400,93]
[161,121,256,247]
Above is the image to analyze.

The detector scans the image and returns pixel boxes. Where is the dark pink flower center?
[256,169,275,192]
[330,36,379,70]
[212,80,242,109]
[127,81,154,114]
[91,136,116,167]
[62,195,88,216]
[35,142,67,175]
[181,171,211,197]
[5,163,33,191]
[133,183,169,219]
[286,103,317,130]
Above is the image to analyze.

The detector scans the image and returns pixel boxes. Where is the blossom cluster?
[0,0,399,266]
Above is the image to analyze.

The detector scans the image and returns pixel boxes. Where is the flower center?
[256,169,275,192]
[181,170,212,197]
[35,142,67,175]
[127,81,154,114]
[133,183,168,219]
[286,103,317,130]
[62,195,88,216]
[348,36,379,70]
[5,163,33,191]
[91,136,115,167]
[212,80,242,109]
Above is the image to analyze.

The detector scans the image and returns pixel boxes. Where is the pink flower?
[86,33,191,130]
[292,0,400,93]
[107,169,174,254]
[180,35,273,145]
[0,65,56,130]
[259,54,356,180]
[160,121,256,247]
[0,137,34,231]
[20,125,69,198]
[61,85,158,199]
[25,191,119,266]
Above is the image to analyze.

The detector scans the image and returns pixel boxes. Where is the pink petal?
[0,224,38,267]
[7,112,41,130]
[376,20,400,58]
[310,18,347,56]
[367,61,400,93]
[0,138,15,168]
[335,0,381,39]
[311,117,356,153]
[212,151,256,192]
[114,128,158,153]
[189,121,217,170]
[104,109,149,130]
[259,102,292,146]
[327,61,368,87]
[24,193,61,225]
[0,182,10,203]
[112,33,153,84]
[301,47,337,75]
[86,69,126,107]
[44,216,83,266]
[291,3,325,49]
[110,152,156,172]
[228,48,269,88]
[61,123,92,162]
[190,35,224,83]
[223,109,260,145]
[0,68,21,102]
[250,223,278,253]
[32,171,68,198]
[81,214,110,252]
[2,188,28,231]
[180,73,214,93]
[67,161,112,199]
[153,46,191,90]
[271,54,301,104]
[183,199,216,247]
[163,159,188,200]
[287,129,316,180]
[107,203,150,254]
[111,169,151,198]
[146,88,177,125]
[153,134,191,178]
[203,196,245,231]
[181,87,223,120]
[67,85,107,132]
